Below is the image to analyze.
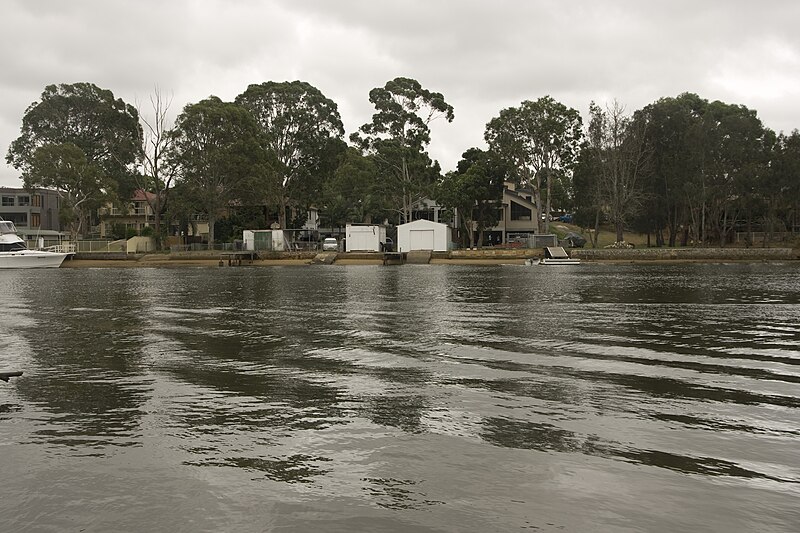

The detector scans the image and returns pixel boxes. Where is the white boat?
[0,218,69,268]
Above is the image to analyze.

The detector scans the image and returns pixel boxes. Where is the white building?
[345,224,387,252]
[243,229,287,251]
[397,220,451,252]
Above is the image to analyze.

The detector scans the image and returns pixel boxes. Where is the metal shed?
[345,224,387,252]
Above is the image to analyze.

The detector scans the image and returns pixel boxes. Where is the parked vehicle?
[322,237,338,251]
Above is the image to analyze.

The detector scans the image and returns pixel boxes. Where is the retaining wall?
[571,247,798,261]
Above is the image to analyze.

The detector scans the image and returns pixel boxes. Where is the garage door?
[409,229,435,250]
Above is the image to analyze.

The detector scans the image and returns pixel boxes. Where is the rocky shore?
[60,247,799,268]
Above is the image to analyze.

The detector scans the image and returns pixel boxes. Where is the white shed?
[397,220,450,252]
[345,224,387,252]
[243,229,287,251]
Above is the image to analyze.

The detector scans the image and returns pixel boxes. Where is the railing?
[170,243,239,252]
[72,240,126,253]
[735,231,795,244]
[43,243,76,253]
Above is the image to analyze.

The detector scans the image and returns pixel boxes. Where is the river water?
[1,263,799,532]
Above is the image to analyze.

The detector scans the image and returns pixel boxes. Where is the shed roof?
[397,219,448,229]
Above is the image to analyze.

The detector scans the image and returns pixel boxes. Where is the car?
[322,237,338,251]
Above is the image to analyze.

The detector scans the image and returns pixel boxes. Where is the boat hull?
[0,250,69,268]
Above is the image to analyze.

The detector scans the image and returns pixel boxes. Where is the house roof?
[504,188,536,209]
[132,189,157,202]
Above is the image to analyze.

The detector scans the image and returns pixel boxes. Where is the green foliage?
[110,223,128,240]
[235,81,345,227]
[485,96,583,232]
[7,83,142,197]
[351,77,454,223]
[585,101,651,243]
[636,93,773,246]
[168,96,271,244]
[353,77,454,151]
[320,148,383,227]
[28,142,110,240]
[6,82,143,238]
[437,148,506,247]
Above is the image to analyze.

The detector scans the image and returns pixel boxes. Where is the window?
[510,201,532,221]
[32,194,42,207]
[18,195,30,206]
[4,213,27,226]
[31,213,40,227]
[1,196,14,206]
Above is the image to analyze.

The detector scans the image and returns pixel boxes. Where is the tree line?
[6,79,800,248]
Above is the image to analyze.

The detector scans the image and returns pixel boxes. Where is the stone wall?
[446,249,533,260]
[571,247,798,261]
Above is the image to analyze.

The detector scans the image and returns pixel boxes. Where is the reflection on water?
[1,264,799,532]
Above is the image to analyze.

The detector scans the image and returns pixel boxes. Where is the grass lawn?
[549,222,650,247]
[549,222,800,249]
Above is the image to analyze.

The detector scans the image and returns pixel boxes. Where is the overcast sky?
[1,0,799,187]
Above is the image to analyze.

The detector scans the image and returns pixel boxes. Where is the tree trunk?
[544,171,552,233]
[591,209,601,248]
[207,214,216,246]
[668,204,678,247]
[277,197,284,229]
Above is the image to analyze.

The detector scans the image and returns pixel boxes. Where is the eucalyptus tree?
[485,96,582,233]
[320,147,384,228]
[572,146,604,247]
[26,143,109,241]
[136,87,177,249]
[699,101,768,246]
[637,93,707,245]
[168,96,270,245]
[436,148,505,248]
[234,81,345,228]
[586,101,651,243]
[6,82,143,236]
[770,130,800,238]
[351,77,454,224]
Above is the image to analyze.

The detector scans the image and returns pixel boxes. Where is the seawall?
[62,247,799,268]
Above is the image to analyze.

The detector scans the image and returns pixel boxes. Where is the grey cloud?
[2,0,799,185]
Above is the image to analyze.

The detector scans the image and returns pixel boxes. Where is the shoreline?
[60,247,799,268]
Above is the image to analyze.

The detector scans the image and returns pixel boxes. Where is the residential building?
[0,187,62,232]
[98,189,156,238]
[486,181,539,245]
[0,186,69,247]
